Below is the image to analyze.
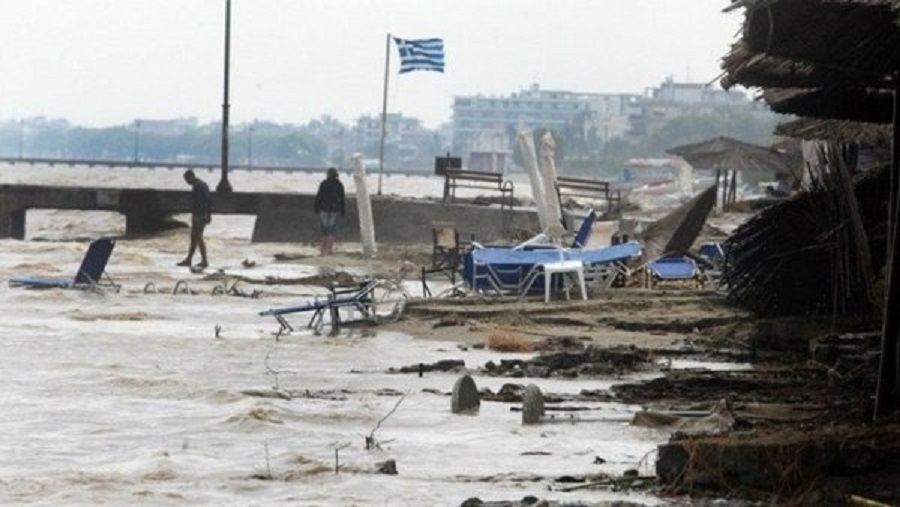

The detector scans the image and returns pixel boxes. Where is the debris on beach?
[451,374,481,414]
[482,345,652,379]
[388,359,466,374]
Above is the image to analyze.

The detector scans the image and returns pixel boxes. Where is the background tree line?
[0,108,783,178]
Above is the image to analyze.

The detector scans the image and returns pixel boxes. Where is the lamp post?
[247,121,254,167]
[17,119,24,159]
[133,119,141,162]
[216,0,233,192]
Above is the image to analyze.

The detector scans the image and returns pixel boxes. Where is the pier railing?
[0,156,427,177]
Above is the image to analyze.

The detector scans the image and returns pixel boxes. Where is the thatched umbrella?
[641,185,718,263]
[721,0,900,418]
[775,117,892,147]
[666,136,794,176]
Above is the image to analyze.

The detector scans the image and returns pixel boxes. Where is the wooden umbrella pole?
[874,86,900,419]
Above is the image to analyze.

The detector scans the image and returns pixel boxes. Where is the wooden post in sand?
[875,87,900,419]
[352,154,377,257]
[517,130,551,231]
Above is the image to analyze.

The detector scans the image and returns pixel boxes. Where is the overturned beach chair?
[647,256,701,288]
[8,238,120,291]
[259,279,378,335]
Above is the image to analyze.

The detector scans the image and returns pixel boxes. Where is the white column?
[539,131,563,230]
[517,130,550,231]
[352,154,377,256]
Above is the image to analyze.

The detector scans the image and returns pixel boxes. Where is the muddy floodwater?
[0,209,680,507]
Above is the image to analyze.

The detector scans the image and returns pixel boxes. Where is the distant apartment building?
[356,113,433,148]
[354,113,436,170]
[627,77,754,139]
[451,79,758,167]
[582,93,642,144]
[648,77,747,105]
[451,84,592,163]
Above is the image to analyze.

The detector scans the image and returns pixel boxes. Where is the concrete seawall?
[252,194,541,244]
[0,184,543,244]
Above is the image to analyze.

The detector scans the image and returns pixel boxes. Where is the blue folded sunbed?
[698,242,726,263]
[647,256,699,282]
[9,238,119,291]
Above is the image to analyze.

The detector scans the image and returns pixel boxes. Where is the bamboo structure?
[723,145,886,317]
[719,0,900,419]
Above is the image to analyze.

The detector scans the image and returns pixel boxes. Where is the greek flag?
[394,37,444,74]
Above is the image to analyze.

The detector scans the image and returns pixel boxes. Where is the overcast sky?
[0,1,742,128]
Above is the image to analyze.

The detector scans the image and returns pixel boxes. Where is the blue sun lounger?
[698,242,726,263]
[259,279,378,335]
[8,238,120,291]
[647,256,700,286]
[462,241,641,296]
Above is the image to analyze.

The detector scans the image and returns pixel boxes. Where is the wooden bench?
[443,168,514,210]
[555,176,621,213]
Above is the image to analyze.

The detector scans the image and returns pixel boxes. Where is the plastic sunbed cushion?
[8,275,74,289]
[470,241,641,266]
[649,257,697,279]
[698,242,725,260]
[463,241,641,293]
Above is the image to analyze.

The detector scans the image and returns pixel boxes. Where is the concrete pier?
[0,184,541,244]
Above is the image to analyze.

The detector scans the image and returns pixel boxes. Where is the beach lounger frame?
[583,261,628,290]
[259,279,378,336]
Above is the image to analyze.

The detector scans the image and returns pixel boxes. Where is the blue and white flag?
[393,37,444,74]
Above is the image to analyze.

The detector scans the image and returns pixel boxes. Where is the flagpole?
[377,33,391,196]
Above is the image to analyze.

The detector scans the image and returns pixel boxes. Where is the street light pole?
[247,122,254,167]
[216,0,233,192]
[17,119,24,159]
[133,119,141,162]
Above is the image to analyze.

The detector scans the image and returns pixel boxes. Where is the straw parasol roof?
[725,0,900,86]
[762,87,893,123]
[666,136,794,175]
[721,0,900,122]
[775,117,893,146]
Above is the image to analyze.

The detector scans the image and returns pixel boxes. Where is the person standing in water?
[314,167,345,255]
[177,169,211,268]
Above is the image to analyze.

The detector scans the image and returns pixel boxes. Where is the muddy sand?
[214,242,900,505]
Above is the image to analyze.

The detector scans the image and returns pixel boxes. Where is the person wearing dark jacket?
[314,167,345,255]
[177,169,211,268]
